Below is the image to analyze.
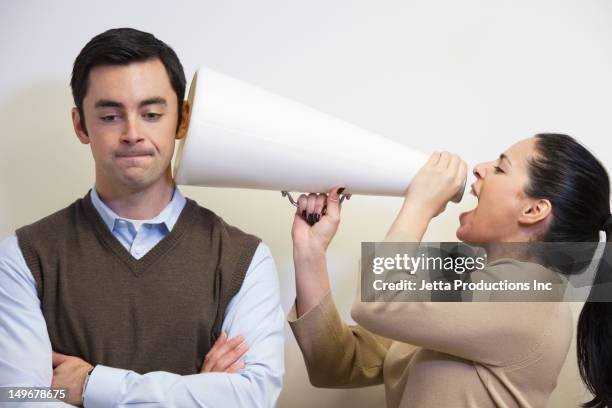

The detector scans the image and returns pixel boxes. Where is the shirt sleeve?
[288,291,392,388]
[84,242,285,408]
[351,262,565,367]
[0,235,72,407]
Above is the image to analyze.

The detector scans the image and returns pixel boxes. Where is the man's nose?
[121,115,144,144]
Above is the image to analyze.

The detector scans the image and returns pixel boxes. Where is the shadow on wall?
[0,81,94,237]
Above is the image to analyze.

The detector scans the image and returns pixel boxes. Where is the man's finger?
[214,342,249,372]
[204,332,227,363]
[202,332,228,372]
[206,337,247,372]
[52,351,70,368]
[203,335,244,372]
[225,359,246,374]
[220,335,245,354]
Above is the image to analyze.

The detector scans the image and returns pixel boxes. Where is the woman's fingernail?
[301,210,306,218]
[315,213,320,222]
[307,214,314,224]
[337,187,345,195]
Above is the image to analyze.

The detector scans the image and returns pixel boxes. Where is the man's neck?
[94,174,175,220]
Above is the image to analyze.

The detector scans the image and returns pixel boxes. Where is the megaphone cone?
[174,68,465,202]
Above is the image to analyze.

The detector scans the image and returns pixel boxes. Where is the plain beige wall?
[2,1,611,406]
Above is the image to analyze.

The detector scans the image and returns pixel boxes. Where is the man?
[0,28,284,407]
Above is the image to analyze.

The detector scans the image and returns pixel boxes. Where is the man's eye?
[144,112,162,120]
[101,114,120,122]
[493,165,505,174]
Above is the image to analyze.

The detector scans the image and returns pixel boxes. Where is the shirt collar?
[90,185,187,233]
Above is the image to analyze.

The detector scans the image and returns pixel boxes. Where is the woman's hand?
[291,187,344,256]
[291,187,344,317]
[200,332,248,373]
[404,151,467,218]
[386,152,466,242]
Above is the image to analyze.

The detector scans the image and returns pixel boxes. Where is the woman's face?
[456,137,540,244]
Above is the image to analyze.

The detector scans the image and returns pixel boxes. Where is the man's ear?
[72,107,89,144]
[518,198,552,226]
[176,100,191,140]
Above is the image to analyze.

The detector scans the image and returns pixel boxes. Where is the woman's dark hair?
[70,27,186,134]
[526,133,609,243]
[526,133,611,407]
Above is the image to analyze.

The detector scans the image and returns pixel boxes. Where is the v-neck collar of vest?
[81,190,198,277]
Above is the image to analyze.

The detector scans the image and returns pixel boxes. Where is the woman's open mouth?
[459,184,479,223]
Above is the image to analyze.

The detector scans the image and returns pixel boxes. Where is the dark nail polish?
[302,210,306,218]
[307,214,313,224]
[315,213,321,222]
[337,187,345,195]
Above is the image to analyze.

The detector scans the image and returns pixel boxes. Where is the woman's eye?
[493,165,505,174]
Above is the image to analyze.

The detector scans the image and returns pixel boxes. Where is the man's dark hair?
[71,27,186,134]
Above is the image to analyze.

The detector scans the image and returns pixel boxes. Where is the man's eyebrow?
[499,153,512,167]
[139,97,167,108]
[93,98,168,109]
[94,99,124,109]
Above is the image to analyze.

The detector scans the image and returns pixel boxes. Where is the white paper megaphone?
[173,68,465,202]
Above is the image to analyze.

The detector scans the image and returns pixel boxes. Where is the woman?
[288,134,611,407]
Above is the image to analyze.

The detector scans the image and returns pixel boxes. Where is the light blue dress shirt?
[0,187,284,407]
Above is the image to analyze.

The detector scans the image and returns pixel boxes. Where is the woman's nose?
[473,162,486,179]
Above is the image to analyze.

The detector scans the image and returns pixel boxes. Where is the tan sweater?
[288,260,573,408]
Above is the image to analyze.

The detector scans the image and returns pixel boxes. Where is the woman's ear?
[72,107,89,144]
[518,198,552,226]
[176,100,191,140]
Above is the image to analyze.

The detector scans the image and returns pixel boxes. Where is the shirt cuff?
[83,365,129,408]
[287,291,338,341]
[287,291,334,322]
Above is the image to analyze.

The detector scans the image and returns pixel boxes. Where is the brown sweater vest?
[15,191,260,375]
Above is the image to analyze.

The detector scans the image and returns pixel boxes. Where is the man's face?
[73,58,186,192]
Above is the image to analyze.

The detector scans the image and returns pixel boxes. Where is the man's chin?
[117,172,157,190]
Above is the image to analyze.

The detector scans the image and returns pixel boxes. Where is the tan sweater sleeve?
[288,291,392,388]
[351,262,565,367]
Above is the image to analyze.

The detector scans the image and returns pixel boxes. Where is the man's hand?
[51,351,93,407]
[200,332,248,373]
